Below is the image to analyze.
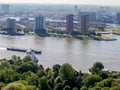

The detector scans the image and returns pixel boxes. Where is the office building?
[6,18,16,34]
[1,4,9,14]
[66,14,74,31]
[81,15,89,32]
[78,12,96,22]
[34,15,46,35]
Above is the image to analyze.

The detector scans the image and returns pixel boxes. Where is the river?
[0,34,120,72]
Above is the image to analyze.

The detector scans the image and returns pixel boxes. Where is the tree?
[89,62,104,74]
[17,62,38,73]
[52,64,60,78]
[72,87,78,90]
[39,76,50,90]
[21,71,40,88]
[37,70,46,78]
[89,86,101,90]
[97,78,112,87]
[59,63,76,87]
[1,81,39,90]
[101,87,110,90]
[63,85,71,90]
[82,74,102,87]
[23,55,32,62]
[80,86,87,90]
[59,63,75,81]
[47,78,54,89]
[54,76,63,85]
[98,71,108,79]
[54,83,63,90]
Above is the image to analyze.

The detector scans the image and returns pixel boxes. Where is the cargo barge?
[7,47,41,54]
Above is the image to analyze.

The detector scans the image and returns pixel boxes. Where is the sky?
[0,0,120,6]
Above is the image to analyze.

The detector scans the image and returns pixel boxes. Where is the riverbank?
[89,35,117,41]
[49,32,117,41]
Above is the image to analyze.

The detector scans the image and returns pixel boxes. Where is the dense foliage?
[0,55,120,90]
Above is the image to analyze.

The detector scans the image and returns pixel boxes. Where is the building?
[6,18,16,34]
[116,12,120,24]
[34,15,46,35]
[1,4,9,14]
[78,12,96,22]
[66,14,74,31]
[81,15,89,32]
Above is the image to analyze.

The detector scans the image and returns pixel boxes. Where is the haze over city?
[0,0,120,6]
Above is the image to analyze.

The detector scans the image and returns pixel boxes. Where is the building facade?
[66,14,74,31]
[34,15,46,35]
[6,18,16,34]
[81,15,89,32]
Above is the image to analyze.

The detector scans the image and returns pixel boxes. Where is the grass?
[105,27,120,33]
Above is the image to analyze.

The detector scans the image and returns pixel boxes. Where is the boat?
[7,47,41,54]
[31,50,42,54]
[7,47,26,52]
[26,50,39,63]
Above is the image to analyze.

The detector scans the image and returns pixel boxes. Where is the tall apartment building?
[6,18,16,34]
[34,15,46,35]
[66,14,74,31]
[81,15,89,32]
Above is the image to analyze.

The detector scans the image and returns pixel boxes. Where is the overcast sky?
[0,0,120,6]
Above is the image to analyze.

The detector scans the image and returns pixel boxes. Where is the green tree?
[97,78,112,87]
[89,86,101,90]
[98,71,108,79]
[110,86,120,90]
[17,62,38,73]
[37,70,46,78]
[82,74,102,87]
[52,64,60,78]
[72,87,78,90]
[0,82,6,89]
[80,86,87,90]
[54,76,63,85]
[63,85,71,90]
[89,62,104,74]
[59,63,76,87]
[101,87,110,90]
[23,55,32,62]
[39,76,50,90]
[47,78,54,89]
[54,83,63,90]
[1,81,39,90]
[59,63,75,80]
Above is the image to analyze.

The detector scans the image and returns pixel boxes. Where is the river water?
[0,34,120,72]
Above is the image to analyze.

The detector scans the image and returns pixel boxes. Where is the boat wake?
[0,47,6,50]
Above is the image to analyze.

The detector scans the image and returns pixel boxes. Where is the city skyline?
[0,0,120,6]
